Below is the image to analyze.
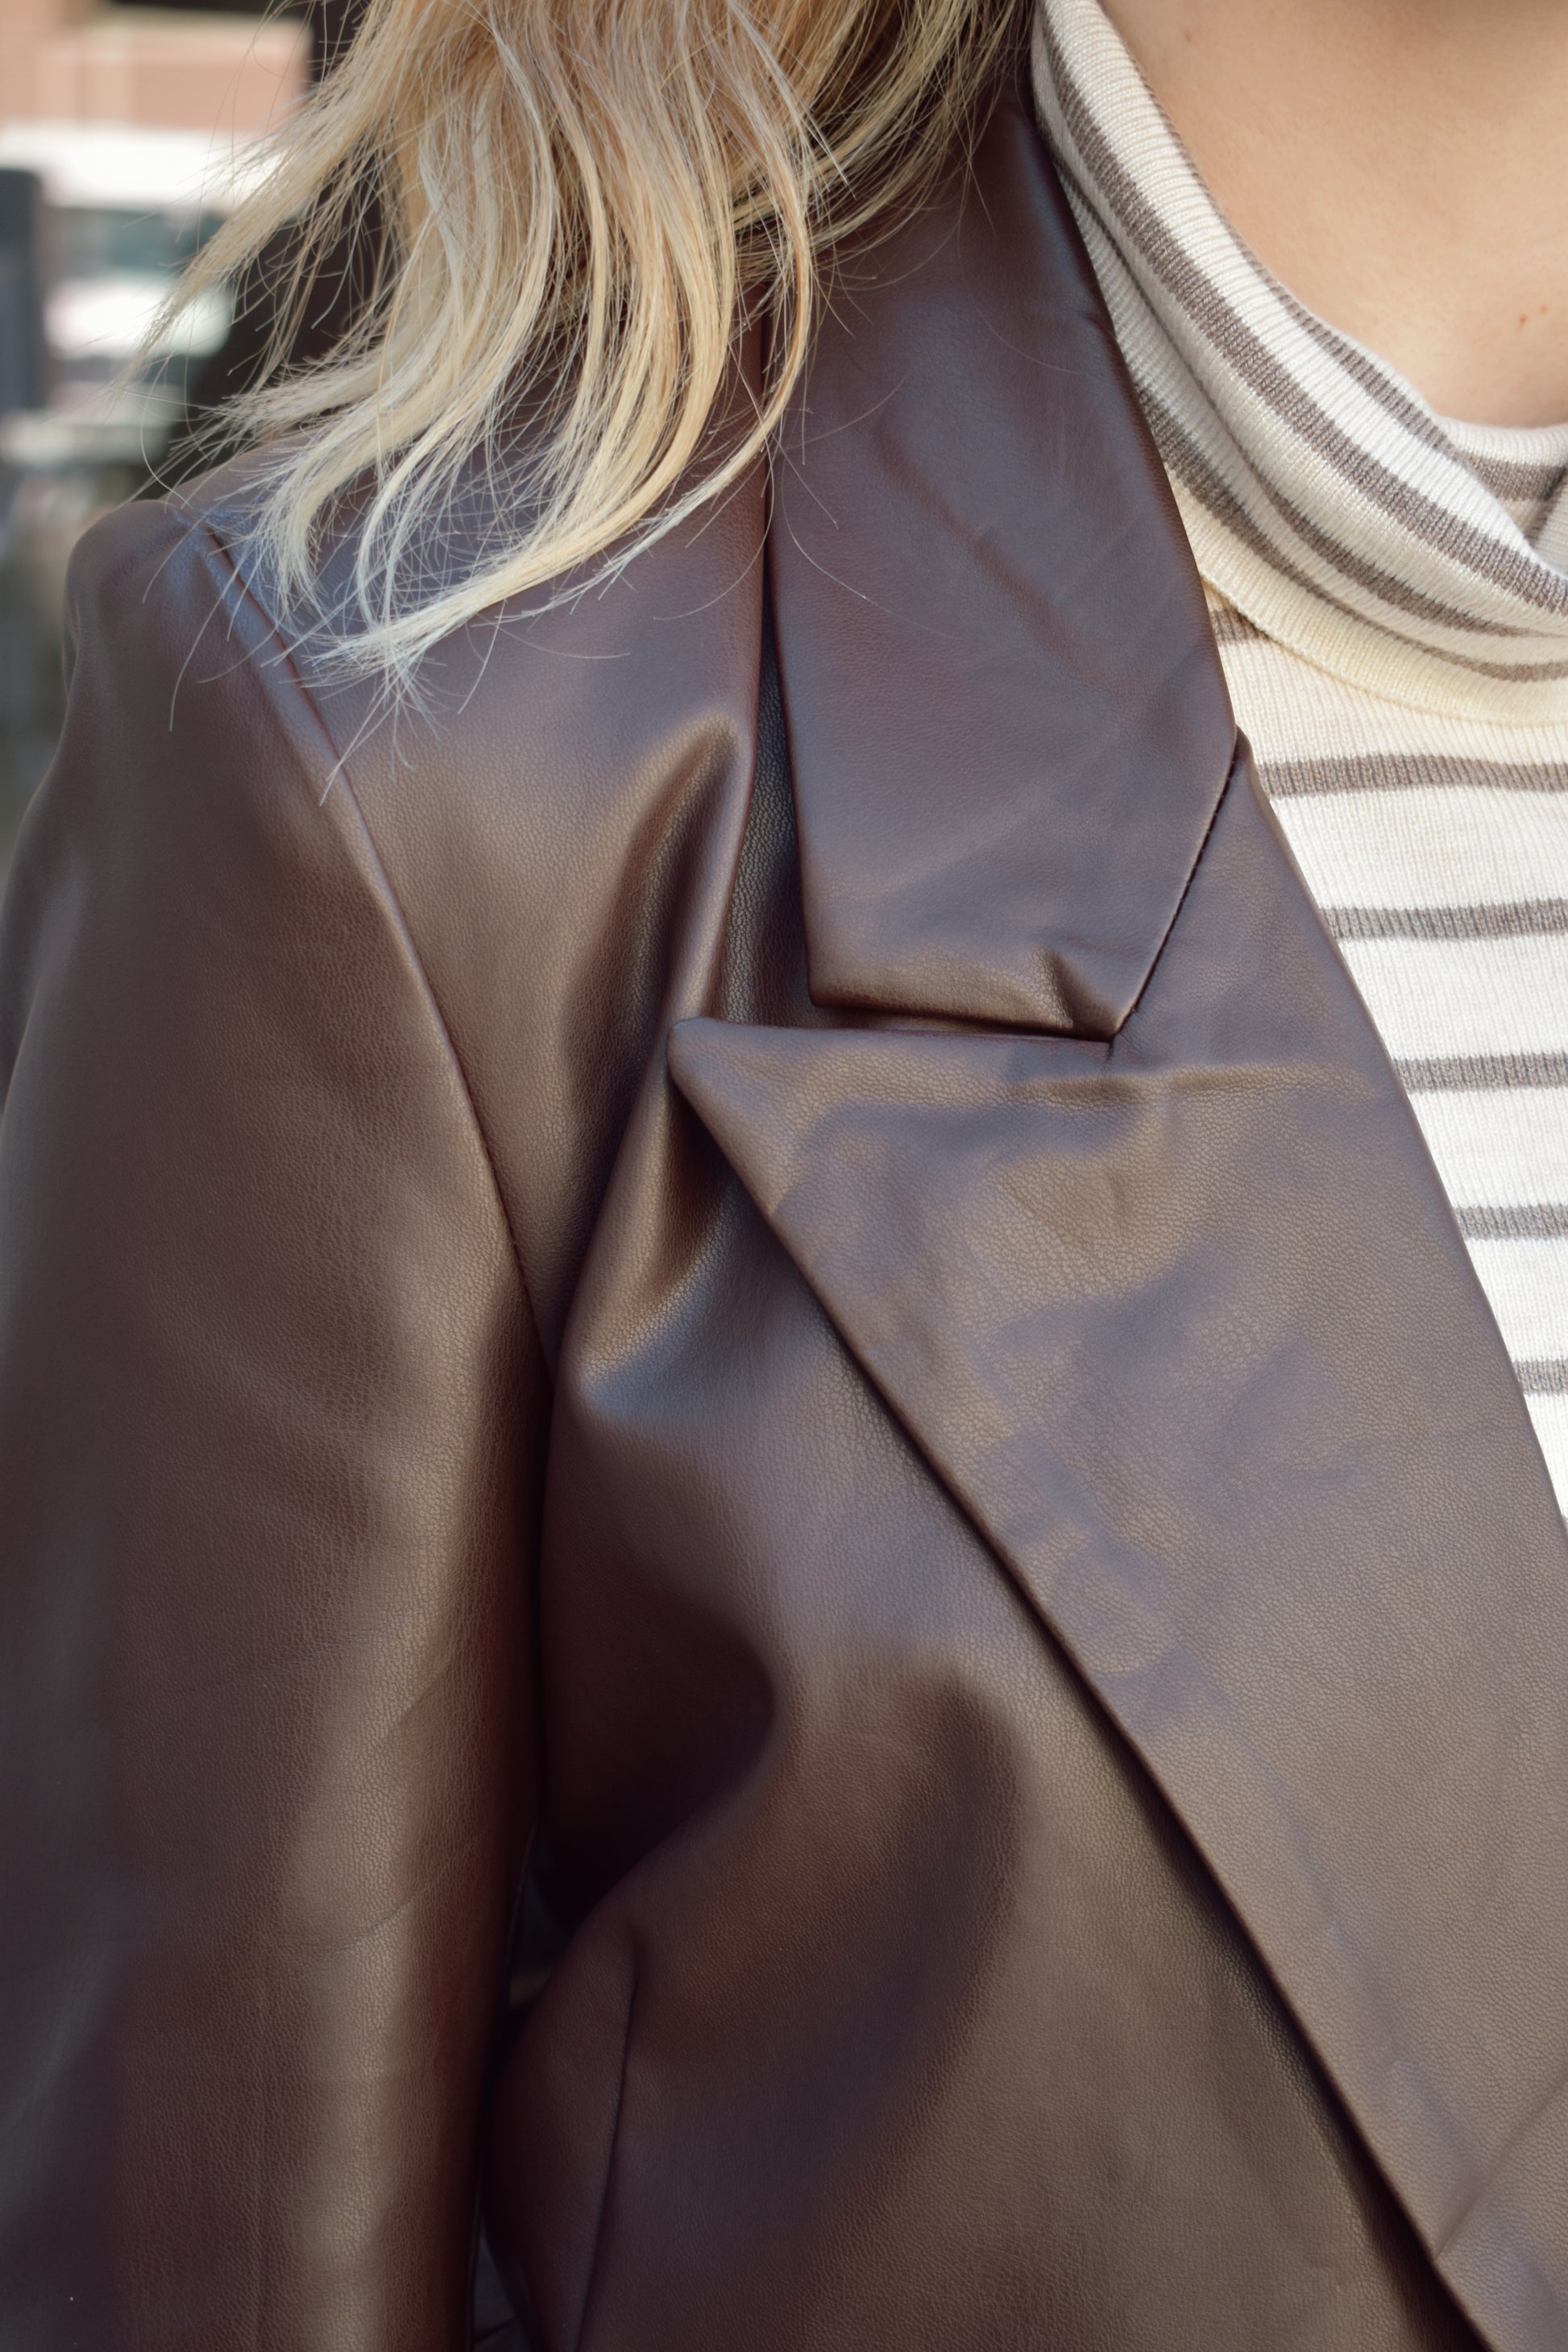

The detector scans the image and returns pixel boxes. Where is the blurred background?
[0,0,366,890]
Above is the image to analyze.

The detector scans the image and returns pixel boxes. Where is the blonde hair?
[168,0,1020,682]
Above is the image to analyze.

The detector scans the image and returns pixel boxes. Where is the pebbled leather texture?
[1,84,1561,2352]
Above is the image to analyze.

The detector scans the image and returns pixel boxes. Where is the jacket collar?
[767,89,1236,1039]
[673,92,1568,2352]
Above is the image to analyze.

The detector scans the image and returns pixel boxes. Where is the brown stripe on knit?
[1142,389,1568,678]
[1136,388,1374,621]
[1460,1205,1568,1242]
[1285,296,1463,466]
[1325,899,1568,942]
[1458,452,1568,504]
[1206,600,1266,646]
[1263,753,1568,796]
[1397,1050,1568,1090]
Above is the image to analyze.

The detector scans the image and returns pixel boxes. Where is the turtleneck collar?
[1031,0,1568,724]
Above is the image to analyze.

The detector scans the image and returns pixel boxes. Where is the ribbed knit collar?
[1031,0,1568,724]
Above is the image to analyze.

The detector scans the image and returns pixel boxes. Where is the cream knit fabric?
[1031,0,1568,1504]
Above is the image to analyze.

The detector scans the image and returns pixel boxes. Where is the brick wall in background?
[3,0,308,140]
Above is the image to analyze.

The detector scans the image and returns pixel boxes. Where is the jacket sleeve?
[0,498,544,2349]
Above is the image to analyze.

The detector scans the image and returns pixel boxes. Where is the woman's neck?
[1099,0,1568,426]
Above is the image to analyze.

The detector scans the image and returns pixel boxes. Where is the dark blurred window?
[48,202,225,283]
[0,172,48,417]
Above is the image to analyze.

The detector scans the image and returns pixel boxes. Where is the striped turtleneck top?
[1032,0,1568,1510]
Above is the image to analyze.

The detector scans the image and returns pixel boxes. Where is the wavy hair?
[163,0,1021,681]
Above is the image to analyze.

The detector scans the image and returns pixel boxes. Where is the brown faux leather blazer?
[2,89,1566,2352]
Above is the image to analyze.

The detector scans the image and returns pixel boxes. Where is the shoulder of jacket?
[60,473,341,815]
[61,442,769,996]
[144,439,761,803]
[62,463,294,716]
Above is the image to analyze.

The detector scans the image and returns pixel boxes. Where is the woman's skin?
[1100,0,1568,426]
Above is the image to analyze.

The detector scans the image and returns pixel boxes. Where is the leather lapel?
[672,753,1568,2352]
[672,93,1568,2352]
[769,90,1235,1037]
